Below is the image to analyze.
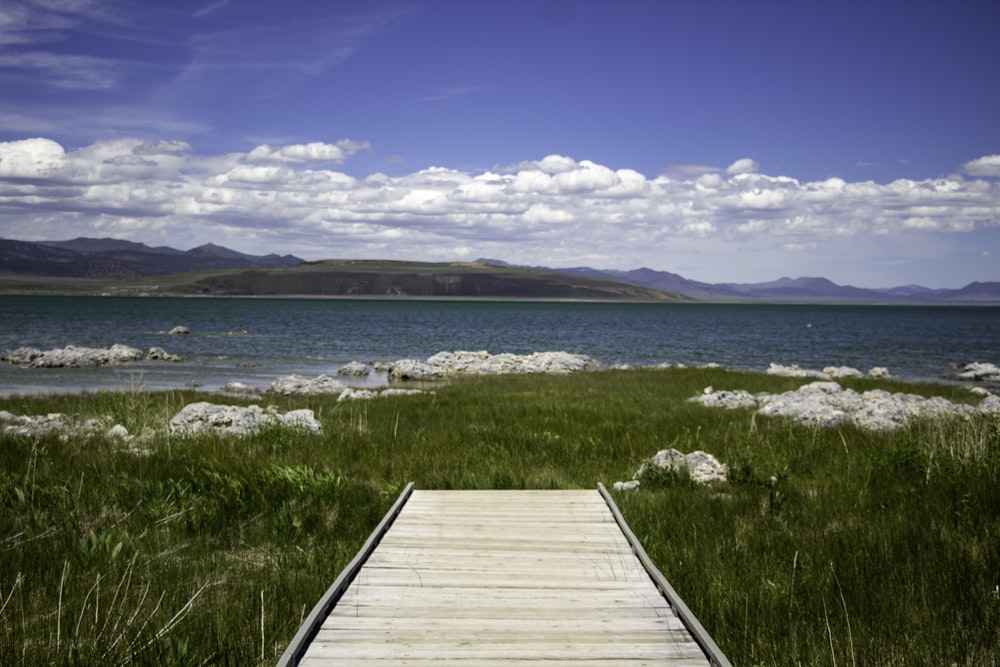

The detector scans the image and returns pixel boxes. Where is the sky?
[0,0,999,288]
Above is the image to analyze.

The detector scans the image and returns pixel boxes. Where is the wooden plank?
[303,664,707,666]
[291,488,719,666]
[301,641,709,661]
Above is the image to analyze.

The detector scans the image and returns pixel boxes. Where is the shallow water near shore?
[1,295,998,395]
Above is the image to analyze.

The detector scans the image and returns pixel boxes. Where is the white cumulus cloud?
[246,140,370,164]
[962,155,1000,178]
[1,138,998,287]
[726,158,760,175]
[0,137,65,177]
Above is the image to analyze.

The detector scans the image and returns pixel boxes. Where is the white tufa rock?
[632,448,729,485]
[2,344,144,368]
[1,410,69,437]
[269,374,346,395]
[613,480,641,491]
[147,347,183,362]
[337,387,430,401]
[168,402,322,437]
[950,362,1000,384]
[693,387,758,410]
[980,394,1000,415]
[220,381,260,395]
[692,381,995,431]
[337,388,379,401]
[387,359,442,381]
[766,363,893,380]
[1,410,110,439]
[390,350,598,380]
[337,361,371,377]
[766,363,828,379]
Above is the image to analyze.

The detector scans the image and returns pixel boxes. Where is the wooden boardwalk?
[279,485,730,666]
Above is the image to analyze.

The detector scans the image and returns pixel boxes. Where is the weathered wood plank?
[302,663,711,667]
[301,641,709,661]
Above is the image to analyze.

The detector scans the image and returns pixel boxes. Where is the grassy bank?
[1,368,998,665]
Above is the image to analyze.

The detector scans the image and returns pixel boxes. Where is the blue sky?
[1,0,998,288]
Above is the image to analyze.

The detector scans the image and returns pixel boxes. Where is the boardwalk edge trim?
[276,482,414,667]
[598,481,734,667]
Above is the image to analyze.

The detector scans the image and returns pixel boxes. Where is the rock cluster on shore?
[337,387,430,401]
[388,350,598,380]
[0,410,131,440]
[613,448,729,491]
[168,402,322,437]
[766,363,892,379]
[2,344,183,368]
[1,403,322,440]
[692,381,1000,431]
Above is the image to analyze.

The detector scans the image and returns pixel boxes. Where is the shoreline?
[4,288,1000,306]
[1,351,996,399]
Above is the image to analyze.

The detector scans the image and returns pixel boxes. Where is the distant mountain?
[718,276,877,300]
[42,237,185,256]
[944,281,1000,302]
[1,237,303,279]
[568,267,743,300]
[2,240,996,302]
[475,260,1000,304]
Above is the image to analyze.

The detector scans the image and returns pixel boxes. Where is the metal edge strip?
[276,481,415,666]
[597,482,734,667]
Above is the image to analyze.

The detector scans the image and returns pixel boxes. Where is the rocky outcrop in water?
[269,374,347,395]
[948,362,1000,384]
[2,344,144,367]
[337,361,371,377]
[691,381,998,431]
[2,344,183,367]
[147,346,183,362]
[168,402,322,437]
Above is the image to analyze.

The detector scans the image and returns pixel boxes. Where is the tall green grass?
[1,368,997,665]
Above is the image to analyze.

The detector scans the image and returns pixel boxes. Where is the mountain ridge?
[1,237,303,279]
[476,259,1000,303]
[0,238,997,302]
[0,239,686,300]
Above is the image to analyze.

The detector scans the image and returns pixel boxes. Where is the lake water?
[1,295,998,395]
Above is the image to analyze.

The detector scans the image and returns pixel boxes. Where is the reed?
[1,367,997,665]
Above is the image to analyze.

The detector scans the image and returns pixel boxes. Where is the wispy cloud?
[0,2,416,142]
[0,103,210,141]
[156,5,416,102]
[0,51,119,90]
[192,0,233,19]
[415,85,489,103]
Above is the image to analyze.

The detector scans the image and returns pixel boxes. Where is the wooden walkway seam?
[277,484,732,666]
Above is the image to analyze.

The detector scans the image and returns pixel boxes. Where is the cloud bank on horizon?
[0,0,998,288]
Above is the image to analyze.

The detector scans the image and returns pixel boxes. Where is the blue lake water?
[1,295,998,395]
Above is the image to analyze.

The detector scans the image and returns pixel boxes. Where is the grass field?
[1,368,998,665]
